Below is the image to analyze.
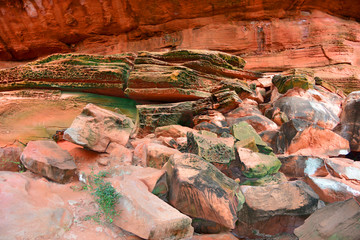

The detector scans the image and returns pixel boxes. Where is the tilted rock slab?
[64,103,134,152]
[20,140,77,183]
[294,196,360,240]
[111,177,193,240]
[164,153,245,229]
[304,157,360,203]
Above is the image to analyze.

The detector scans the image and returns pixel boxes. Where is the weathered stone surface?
[113,165,167,193]
[240,181,320,219]
[0,53,134,97]
[99,142,133,167]
[236,147,281,178]
[294,197,360,240]
[227,114,278,133]
[64,103,134,152]
[20,140,76,183]
[272,96,340,130]
[190,232,238,240]
[240,172,288,186]
[135,101,194,137]
[0,172,73,240]
[193,122,230,137]
[186,131,235,164]
[155,125,198,139]
[133,142,180,169]
[0,146,22,172]
[278,155,315,179]
[193,110,225,127]
[235,181,320,238]
[272,74,313,94]
[336,91,360,152]
[286,126,350,157]
[231,121,274,155]
[304,157,360,203]
[164,153,244,229]
[111,177,193,240]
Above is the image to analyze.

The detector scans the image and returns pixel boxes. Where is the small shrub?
[85,171,121,224]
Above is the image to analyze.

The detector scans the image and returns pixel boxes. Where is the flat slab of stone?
[20,140,77,183]
[111,177,193,240]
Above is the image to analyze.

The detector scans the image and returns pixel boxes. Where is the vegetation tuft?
[84,171,121,224]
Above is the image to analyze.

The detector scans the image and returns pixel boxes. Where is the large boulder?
[111,177,193,240]
[304,157,360,202]
[272,96,339,130]
[294,197,360,240]
[64,103,134,152]
[286,125,350,156]
[186,131,235,164]
[20,140,77,183]
[235,180,320,239]
[164,153,245,229]
[275,119,350,156]
[0,146,22,172]
[0,172,73,240]
[336,91,360,152]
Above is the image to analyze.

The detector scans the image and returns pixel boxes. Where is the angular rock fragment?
[294,197,360,240]
[135,101,194,137]
[111,177,193,240]
[64,103,134,152]
[236,147,281,178]
[164,153,244,229]
[235,180,320,238]
[186,131,235,164]
[272,74,313,94]
[304,157,360,202]
[20,140,77,183]
[231,121,274,155]
[155,125,198,138]
[133,142,180,169]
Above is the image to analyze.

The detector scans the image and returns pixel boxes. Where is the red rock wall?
[0,0,359,71]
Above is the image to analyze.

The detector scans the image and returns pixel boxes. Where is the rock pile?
[1,50,360,239]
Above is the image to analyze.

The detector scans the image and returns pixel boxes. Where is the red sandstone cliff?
[0,0,359,72]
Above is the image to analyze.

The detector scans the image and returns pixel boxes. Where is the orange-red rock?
[20,140,77,183]
[164,153,244,229]
[64,103,134,152]
[0,172,72,239]
[111,177,194,239]
[0,145,22,172]
[294,197,360,239]
[0,1,359,75]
